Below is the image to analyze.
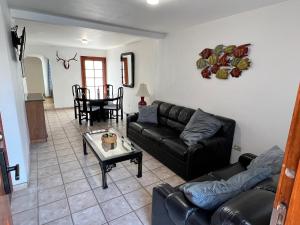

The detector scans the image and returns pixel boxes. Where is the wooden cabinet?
[25,93,48,143]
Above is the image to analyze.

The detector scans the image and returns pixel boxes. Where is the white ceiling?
[8,0,286,33]
[15,19,143,50]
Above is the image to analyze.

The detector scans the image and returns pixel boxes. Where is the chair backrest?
[77,88,90,111]
[72,84,80,99]
[104,84,114,98]
[117,87,124,109]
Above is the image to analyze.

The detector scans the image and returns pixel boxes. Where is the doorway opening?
[23,56,54,110]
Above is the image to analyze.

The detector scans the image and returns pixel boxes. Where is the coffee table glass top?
[83,128,138,161]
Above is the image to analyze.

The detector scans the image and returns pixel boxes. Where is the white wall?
[26,45,106,108]
[107,39,160,113]
[156,0,300,162]
[40,56,50,97]
[0,0,30,185]
[24,56,45,94]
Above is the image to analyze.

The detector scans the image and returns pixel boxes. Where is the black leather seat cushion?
[129,122,158,133]
[162,138,189,161]
[210,163,245,180]
[142,126,179,142]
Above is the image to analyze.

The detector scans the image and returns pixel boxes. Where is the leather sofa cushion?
[162,138,189,161]
[154,102,195,132]
[142,126,178,142]
[168,106,184,120]
[166,120,186,133]
[158,102,174,117]
[211,163,245,180]
[158,102,174,126]
[178,108,195,124]
[129,122,157,133]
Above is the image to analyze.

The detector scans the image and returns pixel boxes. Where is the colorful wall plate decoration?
[196,44,251,79]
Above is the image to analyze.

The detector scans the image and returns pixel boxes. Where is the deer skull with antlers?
[56,51,78,70]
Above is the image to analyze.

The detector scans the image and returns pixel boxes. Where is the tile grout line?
[38,111,55,225]
[55,109,76,225]
[62,108,113,225]
[17,108,177,225]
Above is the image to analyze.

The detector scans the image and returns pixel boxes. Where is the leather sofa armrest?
[126,113,139,135]
[197,137,228,148]
[152,183,180,225]
[126,112,139,123]
[165,191,199,225]
[238,153,257,168]
[188,137,227,154]
[211,189,275,225]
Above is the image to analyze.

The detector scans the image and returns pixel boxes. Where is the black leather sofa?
[127,100,236,180]
[152,153,278,225]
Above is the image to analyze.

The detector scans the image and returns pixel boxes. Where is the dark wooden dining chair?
[103,87,123,123]
[72,84,80,119]
[77,88,100,126]
[103,84,114,98]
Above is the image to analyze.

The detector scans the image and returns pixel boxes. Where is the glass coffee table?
[82,128,142,189]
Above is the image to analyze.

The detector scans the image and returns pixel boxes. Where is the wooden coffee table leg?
[137,154,142,178]
[83,139,88,155]
[101,164,108,189]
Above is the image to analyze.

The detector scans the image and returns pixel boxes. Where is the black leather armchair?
[127,101,236,180]
[152,153,278,225]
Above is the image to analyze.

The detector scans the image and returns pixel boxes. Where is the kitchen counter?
[25,93,47,143]
[25,93,45,102]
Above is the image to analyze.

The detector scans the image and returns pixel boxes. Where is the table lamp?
[136,83,150,106]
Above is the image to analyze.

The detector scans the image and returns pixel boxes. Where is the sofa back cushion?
[167,106,191,133]
[151,101,235,140]
[157,102,174,126]
[152,101,195,133]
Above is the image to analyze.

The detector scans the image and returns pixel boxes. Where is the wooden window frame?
[80,56,107,94]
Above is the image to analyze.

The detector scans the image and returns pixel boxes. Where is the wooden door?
[0,113,13,225]
[270,85,300,225]
[80,56,107,99]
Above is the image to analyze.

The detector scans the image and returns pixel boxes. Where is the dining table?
[89,95,120,121]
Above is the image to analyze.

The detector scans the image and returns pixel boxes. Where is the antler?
[56,51,64,62]
[67,53,78,62]
[56,51,78,70]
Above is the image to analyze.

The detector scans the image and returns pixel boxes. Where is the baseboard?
[54,107,73,110]
[13,182,28,191]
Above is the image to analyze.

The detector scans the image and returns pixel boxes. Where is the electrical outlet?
[233,145,241,152]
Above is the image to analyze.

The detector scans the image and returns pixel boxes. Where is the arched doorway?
[23,56,54,109]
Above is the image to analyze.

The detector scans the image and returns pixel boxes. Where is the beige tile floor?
[11,108,185,225]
